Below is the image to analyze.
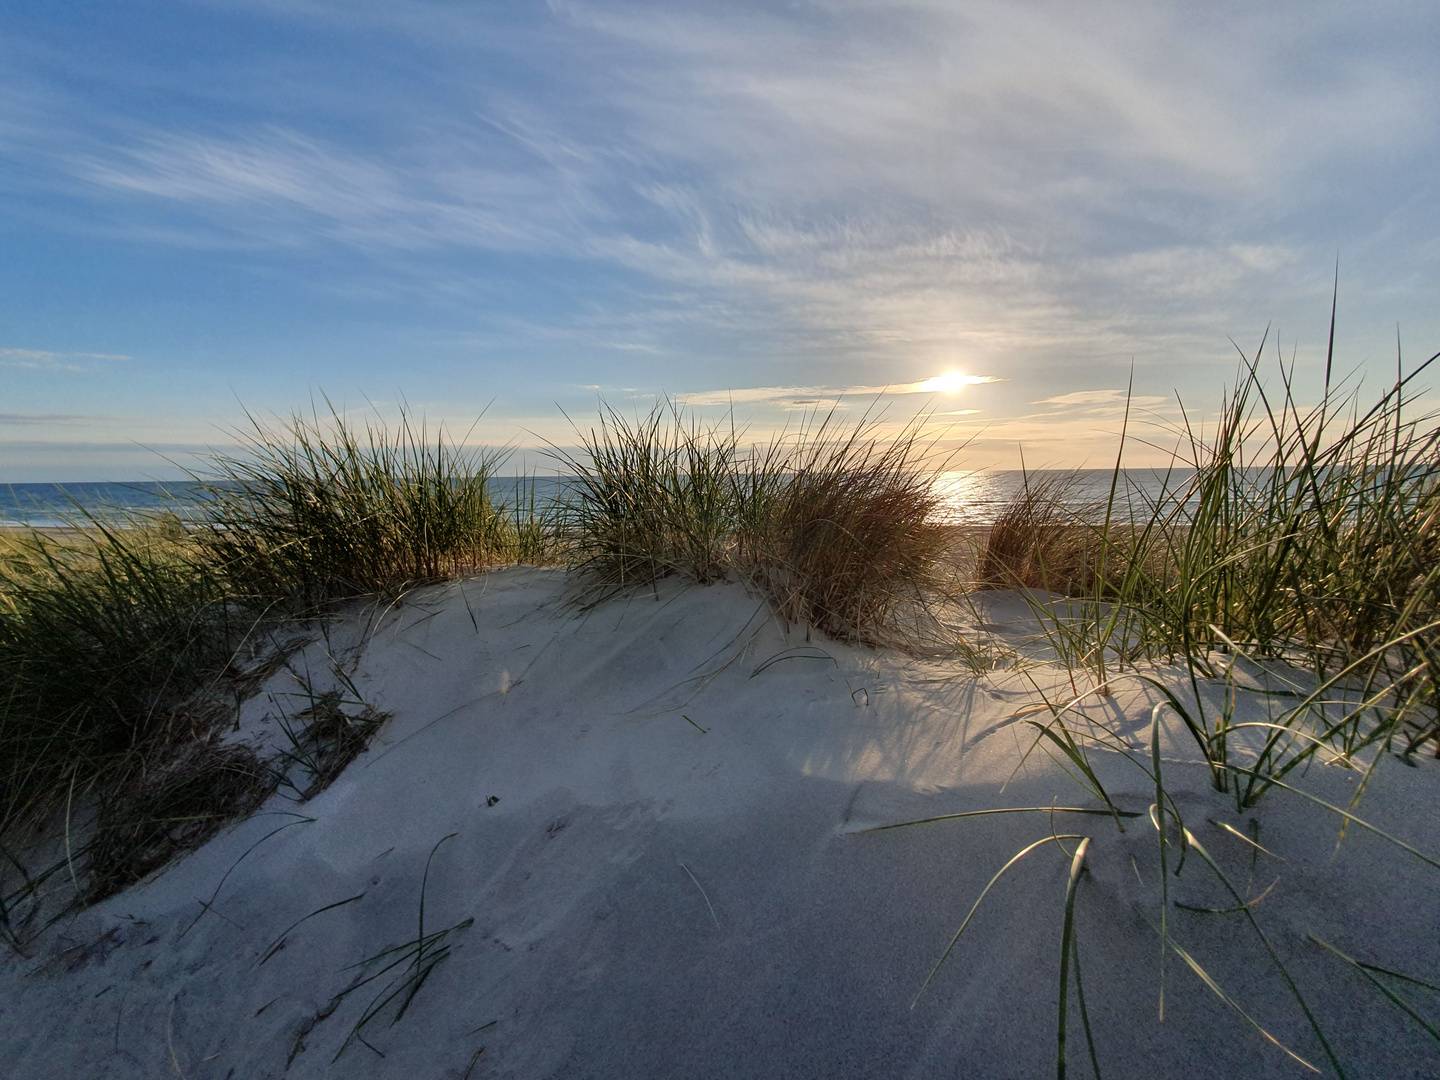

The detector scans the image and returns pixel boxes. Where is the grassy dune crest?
[0,404,549,934]
[1,334,1439,1076]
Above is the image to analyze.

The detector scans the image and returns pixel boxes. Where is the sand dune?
[3,567,1438,1077]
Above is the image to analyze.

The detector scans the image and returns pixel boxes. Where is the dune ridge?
[2,567,1436,1077]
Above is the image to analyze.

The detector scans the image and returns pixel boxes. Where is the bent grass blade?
[1309,935,1440,1045]
[1219,766,1440,873]
[1178,825,1346,1078]
[257,891,365,966]
[679,862,720,929]
[180,814,315,939]
[911,834,1085,1010]
[1136,906,1321,1074]
[859,807,1140,834]
[1057,837,1094,1080]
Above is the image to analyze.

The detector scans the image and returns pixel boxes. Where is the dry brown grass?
[84,740,276,903]
[739,417,951,644]
[560,404,953,646]
[975,474,1109,595]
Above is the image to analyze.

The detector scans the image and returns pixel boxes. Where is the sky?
[2,0,1438,480]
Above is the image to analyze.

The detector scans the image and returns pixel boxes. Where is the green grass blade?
[1070,930,1102,1080]
[860,807,1140,834]
[257,892,365,966]
[1057,836,1092,1080]
[912,834,1084,1010]
[1181,826,1346,1078]
[1309,935,1440,1044]
[1024,720,1122,817]
[1151,703,1169,1022]
[1220,766,1440,872]
[1137,906,1320,1073]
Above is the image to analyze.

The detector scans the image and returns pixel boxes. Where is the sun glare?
[916,371,984,394]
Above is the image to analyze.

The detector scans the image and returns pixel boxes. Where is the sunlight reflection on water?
[930,469,1199,525]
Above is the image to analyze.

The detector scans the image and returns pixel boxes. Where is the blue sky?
[3,0,1438,480]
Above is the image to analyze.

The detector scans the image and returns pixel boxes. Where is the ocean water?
[0,482,210,528]
[1,470,1195,529]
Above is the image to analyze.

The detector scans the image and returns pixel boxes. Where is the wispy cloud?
[1,348,132,371]
[0,412,126,425]
[73,126,591,254]
[1036,390,1168,409]
[33,4,1434,321]
[678,374,998,407]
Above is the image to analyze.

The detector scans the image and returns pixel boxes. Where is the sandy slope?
[3,567,1438,1078]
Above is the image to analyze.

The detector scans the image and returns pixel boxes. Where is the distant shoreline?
[1,470,1206,531]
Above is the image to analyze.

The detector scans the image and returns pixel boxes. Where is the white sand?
[3,567,1438,1077]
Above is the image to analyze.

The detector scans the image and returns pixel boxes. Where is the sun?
[916,370,985,394]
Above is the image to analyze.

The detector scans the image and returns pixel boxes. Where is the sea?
[0,471,1201,529]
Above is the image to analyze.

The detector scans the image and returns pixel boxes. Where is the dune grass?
[0,403,552,940]
[978,330,1440,789]
[975,473,1109,599]
[190,400,555,608]
[0,520,274,943]
[0,327,1438,1076]
[934,318,1440,1075]
[556,401,951,644]
[6,343,1439,932]
[1,395,950,925]
[875,689,1440,1079]
[741,411,952,642]
[555,402,744,589]
[0,526,242,837]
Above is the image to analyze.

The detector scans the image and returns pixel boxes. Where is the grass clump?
[0,523,242,845]
[979,321,1440,786]
[557,402,950,644]
[557,403,743,588]
[738,413,950,641]
[191,401,551,609]
[0,521,257,943]
[273,686,388,803]
[1123,338,1440,696]
[953,316,1440,1076]
[976,473,1108,597]
[84,740,275,903]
